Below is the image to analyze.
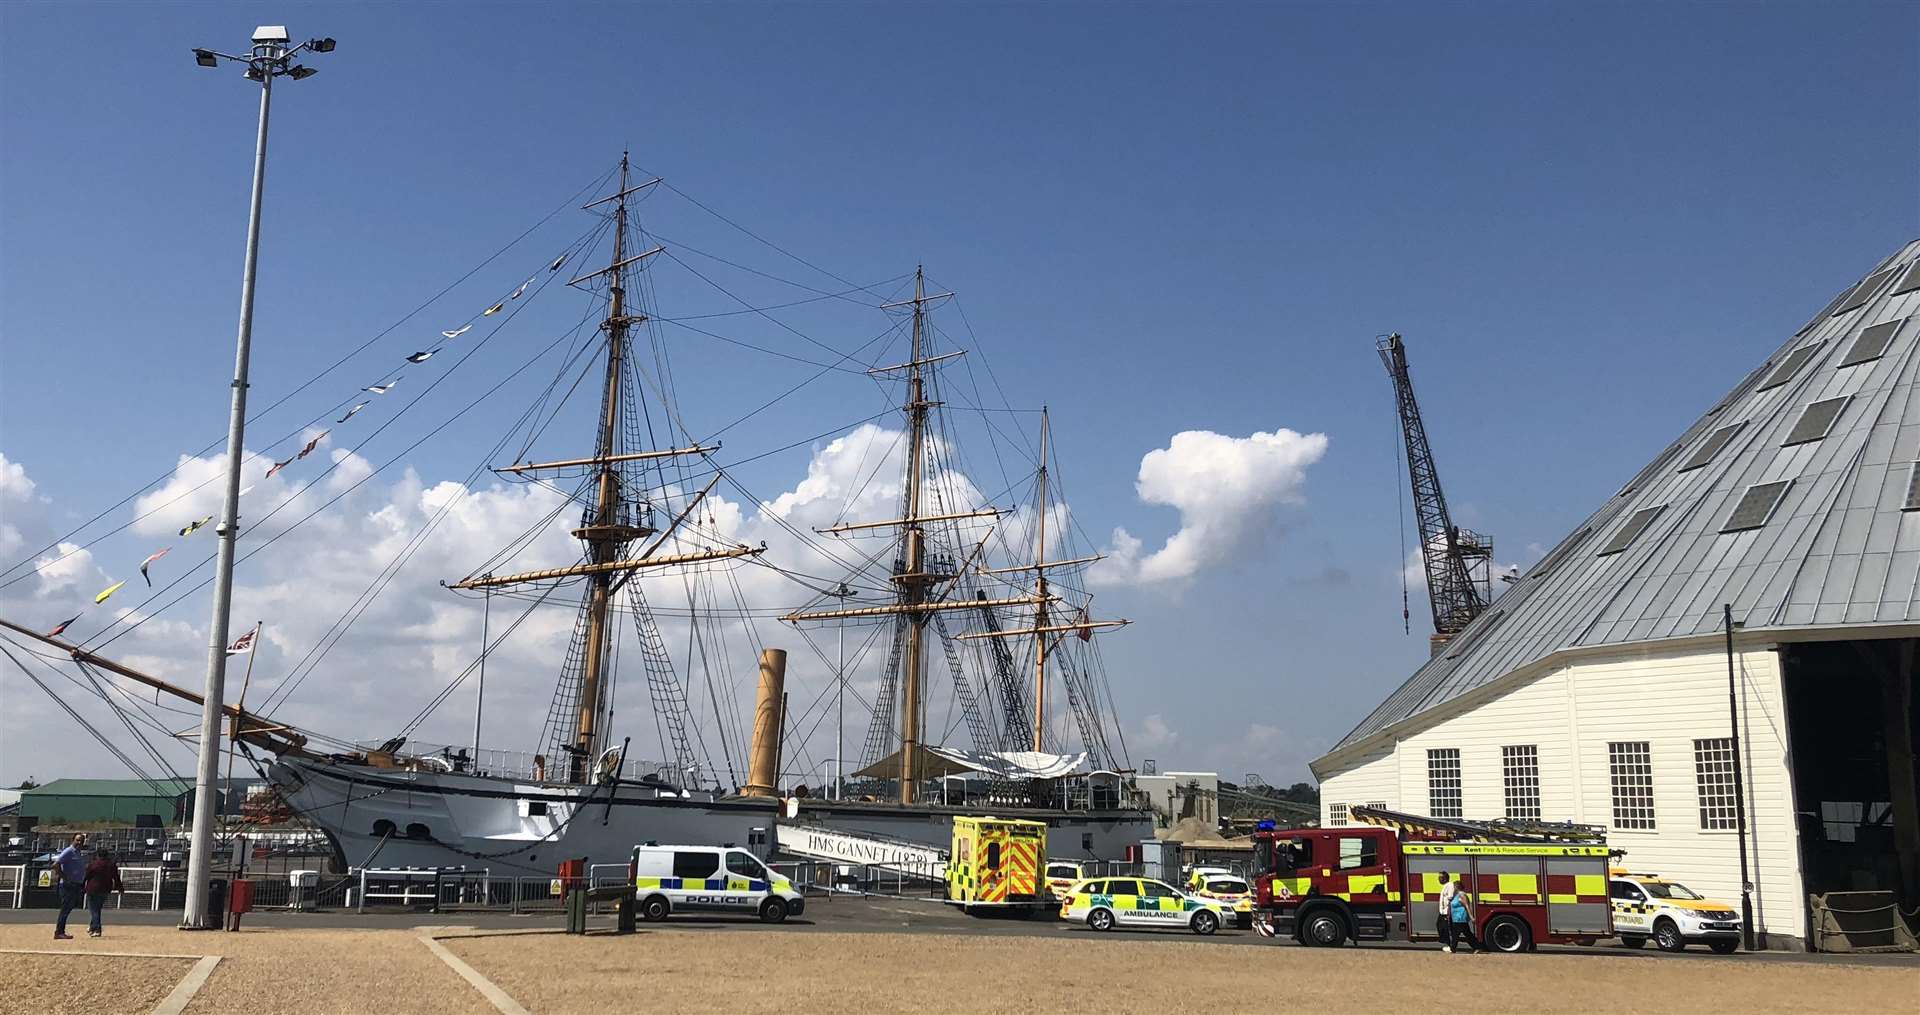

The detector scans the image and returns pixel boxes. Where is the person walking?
[1449,881,1478,953]
[83,847,124,938]
[1436,872,1457,952]
[49,832,88,940]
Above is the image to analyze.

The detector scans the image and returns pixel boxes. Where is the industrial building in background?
[1379,333,1497,654]
[1318,240,1920,950]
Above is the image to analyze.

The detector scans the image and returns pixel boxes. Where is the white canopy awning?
[852,745,1088,781]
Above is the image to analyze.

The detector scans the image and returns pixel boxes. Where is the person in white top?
[1436,873,1459,952]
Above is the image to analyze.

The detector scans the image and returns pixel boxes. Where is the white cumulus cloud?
[1095,428,1328,586]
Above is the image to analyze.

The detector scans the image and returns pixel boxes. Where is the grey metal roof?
[1335,238,1920,751]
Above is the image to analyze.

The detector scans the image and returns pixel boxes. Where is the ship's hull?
[269,758,1152,875]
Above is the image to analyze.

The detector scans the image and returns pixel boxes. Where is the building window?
[1502,745,1542,820]
[1693,738,1739,830]
[1608,741,1656,830]
[1428,749,1462,819]
[1328,802,1348,827]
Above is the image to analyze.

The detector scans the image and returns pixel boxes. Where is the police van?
[630,844,806,923]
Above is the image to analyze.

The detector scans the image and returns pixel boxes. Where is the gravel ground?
[0,925,490,1015]
[0,953,192,1015]
[445,927,1919,1014]
[4,922,1912,1014]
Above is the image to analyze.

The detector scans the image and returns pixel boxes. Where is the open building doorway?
[1779,639,1920,923]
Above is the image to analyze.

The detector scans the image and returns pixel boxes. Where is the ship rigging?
[0,154,1148,866]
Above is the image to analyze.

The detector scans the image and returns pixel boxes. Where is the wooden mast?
[896,267,932,804]
[571,153,635,784]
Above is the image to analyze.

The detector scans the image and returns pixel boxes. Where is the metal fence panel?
[0,865,23,909]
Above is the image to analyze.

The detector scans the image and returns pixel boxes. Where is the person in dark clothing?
[50,832,88,940]
[83,848,123,938]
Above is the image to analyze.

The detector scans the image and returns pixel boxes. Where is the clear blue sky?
[2,2,1916,785]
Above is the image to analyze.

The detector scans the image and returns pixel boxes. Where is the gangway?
[773,822,947,882]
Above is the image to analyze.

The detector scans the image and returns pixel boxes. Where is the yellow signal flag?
[94,580,127,604]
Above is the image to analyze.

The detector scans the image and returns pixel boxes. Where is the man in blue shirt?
[51,833,88,940]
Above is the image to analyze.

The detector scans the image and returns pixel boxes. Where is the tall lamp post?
[1723,603,1756,951]
[179,25,334,931]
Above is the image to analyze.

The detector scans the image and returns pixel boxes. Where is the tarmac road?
[1,894,1912,967]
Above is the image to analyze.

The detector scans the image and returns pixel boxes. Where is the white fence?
[116,866,164,911]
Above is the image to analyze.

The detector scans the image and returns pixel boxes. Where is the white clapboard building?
[1315,239,1920,950]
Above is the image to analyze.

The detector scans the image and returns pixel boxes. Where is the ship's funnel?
[744,648,788,797]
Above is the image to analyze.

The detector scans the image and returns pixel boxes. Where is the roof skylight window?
[1781,396,1850,446]
[1722,480,1792,532]
[1833,267,1898,317]
[1839,319,1904,368]
[1904,463,1920,512]
[1596,505,1666,557]
[1756,342,1823,390]
[1895,261,1920,297]
[1678,422,1745,472]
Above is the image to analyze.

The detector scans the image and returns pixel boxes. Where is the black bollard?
[566,888,587,934]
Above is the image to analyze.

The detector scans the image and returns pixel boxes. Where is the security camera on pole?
[179,25,334,931]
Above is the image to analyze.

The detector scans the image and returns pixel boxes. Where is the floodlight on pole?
[178,24,333,932]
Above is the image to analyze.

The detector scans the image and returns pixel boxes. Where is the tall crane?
[1378,333,1493,655]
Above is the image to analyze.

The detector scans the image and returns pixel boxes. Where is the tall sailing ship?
[1,157,1152,874]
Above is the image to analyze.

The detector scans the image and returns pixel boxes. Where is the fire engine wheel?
[1653,919,1686,952]
[1485,915,1531,953]
[1190,911,1219,936]
[1087,908,1116,932]
[759,898,789,924]
[1300,910,1348,947]
[640,895,671,922]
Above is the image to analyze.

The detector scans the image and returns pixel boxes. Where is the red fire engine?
[1250,806,1613,953]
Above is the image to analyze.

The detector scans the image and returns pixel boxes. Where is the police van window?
[1337,836,1379,871]
[672,850,720,880]
[726,850,769,880]
[986,842,1001,870]
[1609,881,1645,902]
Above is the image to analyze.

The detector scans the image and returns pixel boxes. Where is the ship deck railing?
[382,742,692,787]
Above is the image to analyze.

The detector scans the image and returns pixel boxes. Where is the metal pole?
[1724,603,1756,950]
[474,590,490,763]
[836,590,846,800]
[182,68,272,931]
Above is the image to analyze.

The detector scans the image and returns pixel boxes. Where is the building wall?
[1134,771,1219,825]
[21,793,185,824]
[1319,642,1805,946]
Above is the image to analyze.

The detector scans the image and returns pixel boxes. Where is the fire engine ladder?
[1348,805,1605,844]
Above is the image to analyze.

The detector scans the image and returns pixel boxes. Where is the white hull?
[269,758,1153,875]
